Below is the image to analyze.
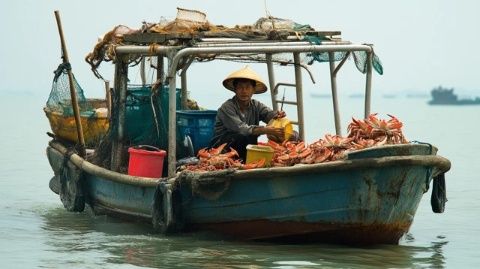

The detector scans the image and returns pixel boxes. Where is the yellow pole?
[54,10,86,157]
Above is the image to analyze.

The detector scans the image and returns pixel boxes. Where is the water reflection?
[40,208,448,268]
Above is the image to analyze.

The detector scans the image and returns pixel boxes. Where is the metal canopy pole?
[328,52,342,136]
[180,57,194,110]
[293,53,305,141]
[157,56,164,82]
[140,57,146,86]
[167,56,177,178]
[180,72,187,110]
[104,80,111,119]
[333,52,350,77]
[364,51,373,118]
[266,54,278,111]
[111,57,128,172]
[163,45,373,87]
[117,44,372,57]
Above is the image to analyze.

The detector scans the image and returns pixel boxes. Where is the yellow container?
[44,107,109,146]
[246,144,274,166]
[267,117,294,142]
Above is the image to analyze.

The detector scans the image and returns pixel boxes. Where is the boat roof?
[85,14,383,78]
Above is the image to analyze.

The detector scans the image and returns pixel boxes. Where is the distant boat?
[348,93,364,98]
[428,86,480,105]
[310,93,331,98]
[406,93,429,99]
[382,94,396,99]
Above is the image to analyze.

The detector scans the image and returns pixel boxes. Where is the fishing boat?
[46,9,450,245]
[428,86,480,105]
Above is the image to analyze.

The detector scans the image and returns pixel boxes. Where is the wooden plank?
[123,30,342,44]
[123,32,195,43]
[306,31,341,36]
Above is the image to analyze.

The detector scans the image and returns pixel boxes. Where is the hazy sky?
[1,0,479,98]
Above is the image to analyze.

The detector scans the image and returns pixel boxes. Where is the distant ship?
[348,93,364,98]
[310,93,331,98]
[382,94,396,99]
[428,86,480,105]
[406,93,429,99]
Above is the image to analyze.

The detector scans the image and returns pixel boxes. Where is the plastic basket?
[246,144,274,166]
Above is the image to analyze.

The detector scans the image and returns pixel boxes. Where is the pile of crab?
[268,113,407,167]
[182,113,407,171]
[182,143,266,172]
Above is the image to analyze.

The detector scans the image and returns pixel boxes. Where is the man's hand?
[264,126,285,138]
[273,110,286,119]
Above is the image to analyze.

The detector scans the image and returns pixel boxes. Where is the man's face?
[234,80,255,103]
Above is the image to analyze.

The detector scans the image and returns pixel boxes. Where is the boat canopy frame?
[113,40,375,177]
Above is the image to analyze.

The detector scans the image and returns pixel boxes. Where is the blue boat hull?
[177,163,427,244]
[47,142,450,244]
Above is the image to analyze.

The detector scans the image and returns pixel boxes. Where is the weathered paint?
[85,174,156,217]
[178,164,429,244]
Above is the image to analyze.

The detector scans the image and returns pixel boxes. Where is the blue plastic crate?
[176,110,217,155]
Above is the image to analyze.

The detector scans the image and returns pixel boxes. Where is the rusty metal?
[193,219,412,245]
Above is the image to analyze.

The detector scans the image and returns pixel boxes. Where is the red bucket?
[128,145,166,178]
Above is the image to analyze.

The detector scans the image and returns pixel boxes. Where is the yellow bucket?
[267,117,294,142]
[246,144,274,166]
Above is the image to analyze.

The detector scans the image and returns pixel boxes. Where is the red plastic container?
[127,145,166,178]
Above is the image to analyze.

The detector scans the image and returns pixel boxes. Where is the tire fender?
[152,182,183,233]
[59,159,85,212]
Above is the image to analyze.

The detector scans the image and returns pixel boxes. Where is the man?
[210,66,286,161]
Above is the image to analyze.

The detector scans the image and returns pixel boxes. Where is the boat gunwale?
[48,140,451,187]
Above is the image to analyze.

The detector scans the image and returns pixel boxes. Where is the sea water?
[0,91,479,268]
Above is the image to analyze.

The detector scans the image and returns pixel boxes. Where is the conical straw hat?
[223,66,267,94]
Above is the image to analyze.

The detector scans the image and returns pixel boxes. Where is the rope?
[178,169,236,200]
[59,147,74,187]
[148,43,159,55]
[409,140,448,213]
[150,87,161,140]
[410,140,433,193]
[53,62,72,82]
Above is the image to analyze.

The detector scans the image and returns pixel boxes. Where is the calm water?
[1,91,479,268]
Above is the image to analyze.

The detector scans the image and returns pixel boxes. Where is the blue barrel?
[176,110,217,156]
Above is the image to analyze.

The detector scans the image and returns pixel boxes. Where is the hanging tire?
[152,182,183,234]
[49,176,60,194]
[59,160,85,212]
[431,173,447,213]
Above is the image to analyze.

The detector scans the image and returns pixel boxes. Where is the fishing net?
[304,36,383,75]
[46,62,94,115]
[124,85,171,148]
[45,62,109,149]
[90,84,181,170]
